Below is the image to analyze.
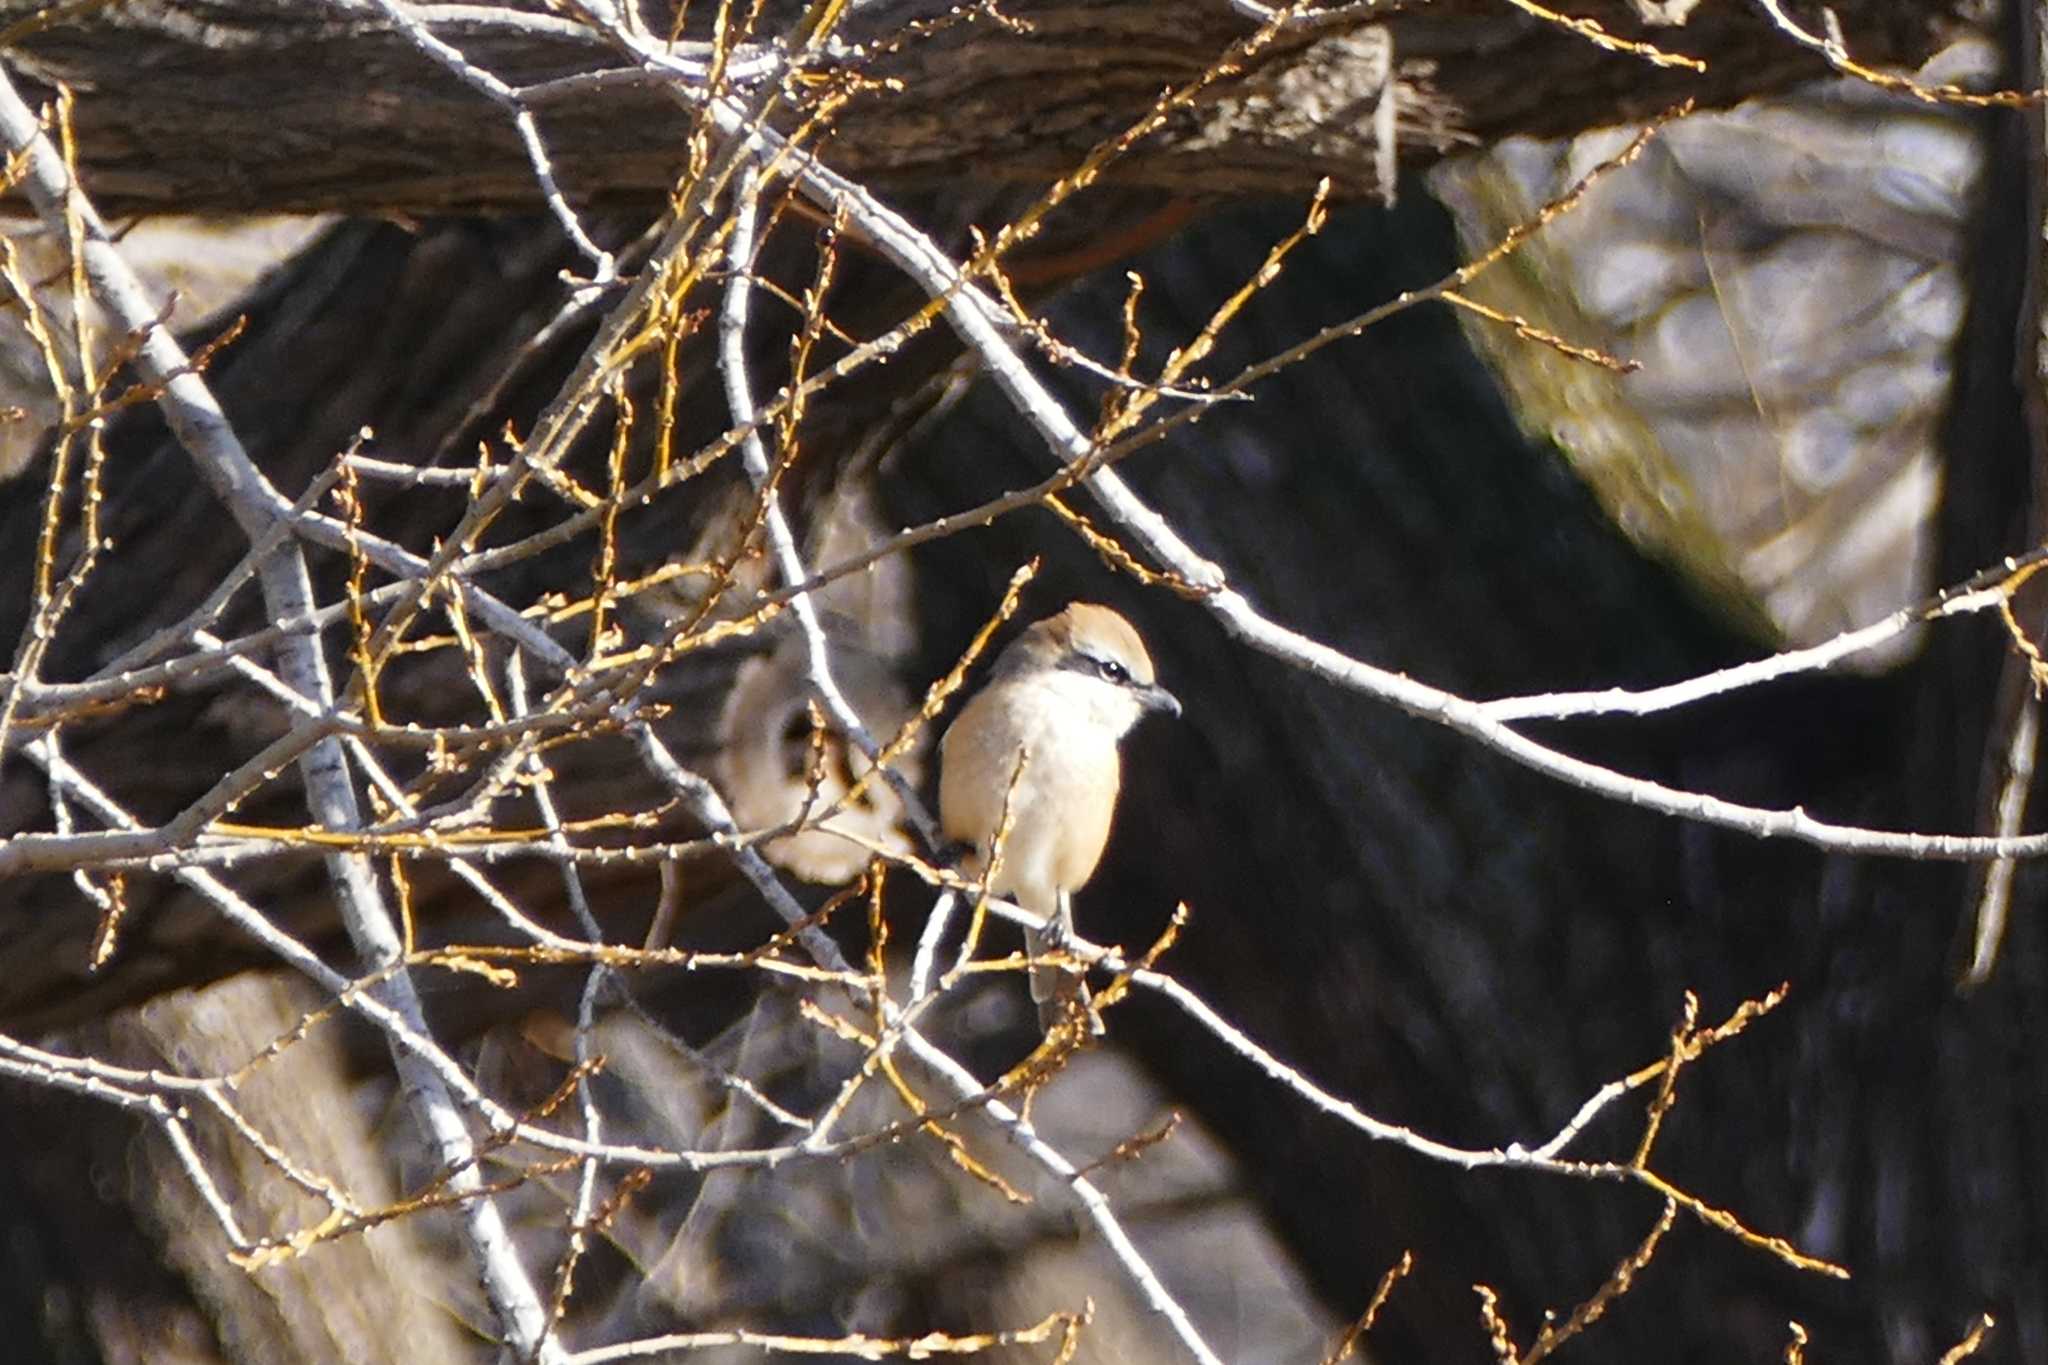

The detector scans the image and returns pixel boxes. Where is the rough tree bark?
[0,0,1962,213]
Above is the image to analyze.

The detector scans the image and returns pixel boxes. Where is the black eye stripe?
[1067,652,1132,684]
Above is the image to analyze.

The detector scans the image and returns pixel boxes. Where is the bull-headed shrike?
[939,602,1180,1030]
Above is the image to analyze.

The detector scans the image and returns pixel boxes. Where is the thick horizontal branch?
[0,0,1954,216]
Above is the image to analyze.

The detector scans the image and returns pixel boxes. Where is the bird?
[938,602,1180,1032]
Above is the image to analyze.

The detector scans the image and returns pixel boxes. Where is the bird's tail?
[1027,898,1102,1037]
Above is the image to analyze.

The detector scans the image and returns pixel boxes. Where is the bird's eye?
[1096,657,1130,684]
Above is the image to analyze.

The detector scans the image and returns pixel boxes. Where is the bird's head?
[995,602,1180,738]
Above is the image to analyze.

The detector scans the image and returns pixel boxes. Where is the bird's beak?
[1139,683,1181,719]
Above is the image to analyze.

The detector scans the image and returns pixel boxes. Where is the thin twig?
[717,161,944,850]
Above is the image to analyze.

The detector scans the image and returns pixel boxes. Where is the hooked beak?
[1139,683,1181,719]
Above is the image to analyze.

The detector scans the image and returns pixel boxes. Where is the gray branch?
[0,65,561,1363]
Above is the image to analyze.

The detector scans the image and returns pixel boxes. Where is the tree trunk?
[0,0,1955,214]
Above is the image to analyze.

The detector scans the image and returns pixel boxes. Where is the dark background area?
[891,183,2044,1361]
